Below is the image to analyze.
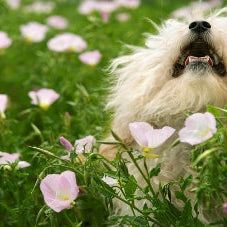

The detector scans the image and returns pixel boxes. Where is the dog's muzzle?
[172,20,226,78]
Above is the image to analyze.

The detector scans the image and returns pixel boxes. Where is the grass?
[1,0,227,226]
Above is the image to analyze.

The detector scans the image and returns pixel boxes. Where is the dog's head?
[108,8,227,132]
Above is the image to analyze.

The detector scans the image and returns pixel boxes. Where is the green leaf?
[207,105,222,117]
[123,176,137,198]
[149,163,161,178]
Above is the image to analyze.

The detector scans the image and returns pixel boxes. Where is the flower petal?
[129,122,154,147]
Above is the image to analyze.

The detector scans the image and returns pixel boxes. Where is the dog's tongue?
[185,55,213,66]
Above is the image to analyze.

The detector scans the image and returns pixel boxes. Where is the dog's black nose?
[189,21,211,33]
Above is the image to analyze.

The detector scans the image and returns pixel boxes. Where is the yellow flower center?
[200,128,210,137]
[57,191,70,201]
[67,46,76,52]
[25,36,33,43]
[142,146,160,159]
[39,103,50,110]
[75,155,85,163]
[0,112,6,119]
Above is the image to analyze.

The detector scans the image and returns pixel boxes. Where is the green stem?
[102,186,160,225]
[127,151,155,196]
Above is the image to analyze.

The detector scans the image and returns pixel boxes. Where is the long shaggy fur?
[101,7,227,223]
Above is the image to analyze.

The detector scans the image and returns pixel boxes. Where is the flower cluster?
[0,151,30,169]
[60,135,95,162]
[129,112,217,158]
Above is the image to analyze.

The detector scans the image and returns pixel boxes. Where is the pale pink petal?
[24,2,55,14]
[29,88,59,108]
[178,128,203,145]
[129,122,153,147]
[179,112,217,145]
[204,112,217,133]
[46,15,68,30]
[74,136,95,155]
[28,91,38,105]
[116,0,140,8]
[79,50,102,65]
[0,32,12,49]
[0,94,8,113]
[116,13,130,22]
[47,33,87,53]
[101,11,109,23]
[61,154,70,160]
[40,171,79,212]
[20,22,48,42]
[102,176,117,186]
[6,0,21,10]
[0,152,20,164]
[18,161,30,168]
[223,203,227,213]
[146,126,175,148]
[61,171,79,200]
[60,137,73,151]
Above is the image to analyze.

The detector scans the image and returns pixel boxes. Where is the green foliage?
[1,0,227,226]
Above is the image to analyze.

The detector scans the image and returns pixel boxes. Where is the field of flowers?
[1,0,227,226]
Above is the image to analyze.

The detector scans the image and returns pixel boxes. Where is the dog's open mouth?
[172,39,226,77]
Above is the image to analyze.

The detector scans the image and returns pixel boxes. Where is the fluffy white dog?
[101,7,227,223]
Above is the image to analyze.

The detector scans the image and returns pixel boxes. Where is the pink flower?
[223,203,227,213]
[78,1,118,15]
[0,151,30,168]
[74,135,95,155]
[6,0,21,9]
[46,15,68,30]
[129,122,175,157]
[116,13,130,22]
[78,1,97,15]
[47,33,87,53]
[20,22,48,43]
[172,0,221,19]
[61,136,95,161]
[101,11,109,23]
[28,88,60,110]
[0,94,8,119]
[0,32,12,49]
[24,2,55,14]
[116,0,141,8]
[40,171,79,212]
[60,137,73,152]
[102,176,118,186]
[178,112,217,145]
[79,50,102,65]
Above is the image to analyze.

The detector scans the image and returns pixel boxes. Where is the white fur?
[101,7,227,223]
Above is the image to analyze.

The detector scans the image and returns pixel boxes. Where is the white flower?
[6,0,21,10]
[0,32,12,49]
[47,33,87,52]
[102,176,118,186]
[178,112,217,145]
[79,50,102,65]
[20,22,48,42]
[74,136,95,155]
[28,88,60,110]
[129,122,175,158]
[24,2,55,14]
[116,13,130,22]
[46,15,68,30]
[0,94,8,119]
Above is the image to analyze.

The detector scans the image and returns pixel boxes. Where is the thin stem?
[127,151,155,196]
[102,186,160,225]
[143,158,156,196]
